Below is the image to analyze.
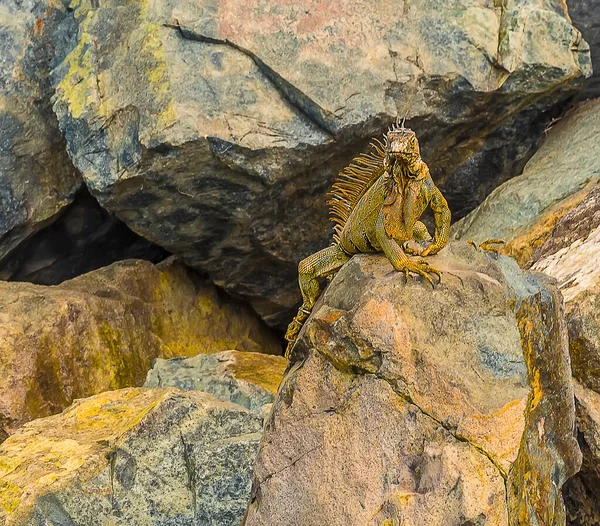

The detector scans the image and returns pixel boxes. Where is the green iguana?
[285,120,451,357]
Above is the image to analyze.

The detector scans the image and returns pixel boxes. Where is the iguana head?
[386,128,420,161]
[384,127,421,177]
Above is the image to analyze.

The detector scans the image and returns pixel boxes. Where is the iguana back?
[327,138,386,244]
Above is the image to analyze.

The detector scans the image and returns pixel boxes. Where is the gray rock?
[145,350,287,413]
[0,388,262,526]
[455,97,600,524]
[51,0,591,328]
[0,0,81,264]
[568,0,600,99]
[244,243,580,525]
[453,98,600,265]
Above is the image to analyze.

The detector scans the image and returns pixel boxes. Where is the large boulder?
[145,350,287,413]
[453,98,600,266]
[0,388,262,526]
[0,0,81,264]
[51,0,591,328]
[243,244,580,525]
[0,258,280,440]
[568,0,600,99]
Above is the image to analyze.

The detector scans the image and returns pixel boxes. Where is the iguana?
[284,120,451,357]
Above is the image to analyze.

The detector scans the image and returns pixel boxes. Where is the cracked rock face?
[0,388,262,526]
[0,258,280,440]
[526,184,600,524]
[0,0,81,265]
[243,243,580,525]
[454,99,600,523]
[51,0,590,328]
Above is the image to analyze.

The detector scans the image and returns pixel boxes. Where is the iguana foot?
[397,259,441,287]
[403,239,429,256]
[284,307,311,359]
[468,239,505,256]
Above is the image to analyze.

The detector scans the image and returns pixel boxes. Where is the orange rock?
[244,243,579,525]
[0,258,280,440]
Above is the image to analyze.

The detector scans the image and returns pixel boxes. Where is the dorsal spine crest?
[327,120,408,243]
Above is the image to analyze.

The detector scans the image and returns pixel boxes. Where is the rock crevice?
[164,21,337,137]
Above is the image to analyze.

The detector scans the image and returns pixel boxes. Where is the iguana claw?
[398,259,441,288]
[284,307,311,358]
[468,239,505,256]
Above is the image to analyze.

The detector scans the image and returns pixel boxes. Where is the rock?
[0,387,262,526]
[243,243,580,525]
[568,0,600,99]
[145,350,287,413]
[531,182,600,393]
[563,381,600,526]
[51,0,591,328]
[456,99,600,524]
[453,98,600,266]
[527,185,600,524]
[0,0,81,264]
[0,258,280,440]
[0,188,169,285]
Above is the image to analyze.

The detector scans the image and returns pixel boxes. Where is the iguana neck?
[384,158,424,196]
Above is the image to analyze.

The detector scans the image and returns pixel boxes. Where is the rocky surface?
[568,0,600,99]
[531,182,600,393]
[0,387,262,526]
[243,243,580,525]
[51,0,591,328]
[0,0,81,266]
[145,350,287,413]
[0,188,169,285]
[0,258,280,440]
[564,381,600,526]
[525,184,600,524]
[453,98,600,266]
[455,98,600,524]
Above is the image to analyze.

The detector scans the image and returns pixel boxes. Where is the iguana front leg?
[420,184,451,257]
[375,213,440,286]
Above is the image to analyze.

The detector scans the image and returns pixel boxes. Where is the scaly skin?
[285,127,451,357]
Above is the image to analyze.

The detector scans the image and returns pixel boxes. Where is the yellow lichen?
[55,27,98,120]
[0,480,23,515]
[57,1,176,133]
[139,22,176,132]
[228,352,287,395]
[0,389,174,521]
[529,369,543,409]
